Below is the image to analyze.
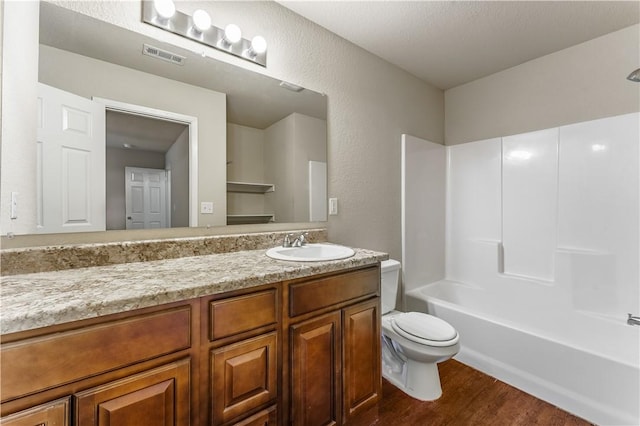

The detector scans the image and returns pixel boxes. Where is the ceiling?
[278,1,640,90]
[106,111,187,152]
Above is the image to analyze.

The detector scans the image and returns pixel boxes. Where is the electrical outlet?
[329,198,338,215]
[200,202,214,214]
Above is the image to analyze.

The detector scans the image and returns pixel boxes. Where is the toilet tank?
[381,259,401,315]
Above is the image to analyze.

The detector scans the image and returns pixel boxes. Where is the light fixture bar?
[142,1,266,67]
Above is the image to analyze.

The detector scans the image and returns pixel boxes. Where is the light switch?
[329,198,338,215]
[10,192,18,219]
[200,202,214,214]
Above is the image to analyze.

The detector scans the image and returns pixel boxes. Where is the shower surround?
[401,112,640,425]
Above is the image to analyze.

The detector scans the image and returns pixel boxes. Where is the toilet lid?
[391,312,459,346]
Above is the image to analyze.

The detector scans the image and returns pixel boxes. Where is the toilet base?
[382,357,443,401]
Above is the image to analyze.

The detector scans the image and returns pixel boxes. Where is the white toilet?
[380,259,460,401]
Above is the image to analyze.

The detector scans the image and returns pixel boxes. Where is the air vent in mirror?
[142,44,186,66]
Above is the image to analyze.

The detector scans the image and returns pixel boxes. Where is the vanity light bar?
[142,0,267,67]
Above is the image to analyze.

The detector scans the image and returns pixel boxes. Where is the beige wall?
[445,24,640,145]
[166,127,190,228]
[39,45,227,227]
[227,123,267,217]
[20,0,444,261]
[227,116,326,223]
[265,115,295,222]
[227,124,266,183]
[291,113,327,222]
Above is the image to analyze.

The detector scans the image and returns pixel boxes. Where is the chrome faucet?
[291,232,309,247]
[283,232,309,248]
[627,313,640,326]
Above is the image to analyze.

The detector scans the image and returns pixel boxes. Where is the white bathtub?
[406,280,640,426]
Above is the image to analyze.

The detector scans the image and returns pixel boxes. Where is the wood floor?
[350,360,593,426]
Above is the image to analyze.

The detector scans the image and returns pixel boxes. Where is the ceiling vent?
[279,81,304,93]
[142,44,186,66]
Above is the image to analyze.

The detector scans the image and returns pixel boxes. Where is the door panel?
[75,359,190,426]
[37,83,105,233]
[62,147,90,223]
[0,398,69,426]
[210,333,278,425]
[343,299,381,421]
[290,312,341,426]
[125,167,168,229]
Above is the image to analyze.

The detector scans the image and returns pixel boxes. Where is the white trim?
[166,169,172,227]
[93,97,199,227]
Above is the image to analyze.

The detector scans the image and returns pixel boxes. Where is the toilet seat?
[390,312,459,347]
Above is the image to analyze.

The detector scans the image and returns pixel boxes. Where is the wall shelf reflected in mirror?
[227,182,275,194]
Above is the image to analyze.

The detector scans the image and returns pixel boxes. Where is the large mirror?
[10,2,327,235]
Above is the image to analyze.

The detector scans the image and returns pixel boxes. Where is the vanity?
[0,232,386,426]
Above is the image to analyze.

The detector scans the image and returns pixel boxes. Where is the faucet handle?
[283,234,293,247]
[299,232,309,246]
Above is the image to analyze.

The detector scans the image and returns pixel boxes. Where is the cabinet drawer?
[1,306,191,401]
[0,397,70,426]
[289,267,379,317]
[209,290,277,340]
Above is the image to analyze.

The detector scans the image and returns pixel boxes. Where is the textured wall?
[1,1,39,235]
[445,24,640,145]
[39,0,444,261]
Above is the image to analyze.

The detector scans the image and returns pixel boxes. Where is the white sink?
[266,243,355,262]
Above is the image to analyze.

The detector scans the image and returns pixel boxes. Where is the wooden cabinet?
[285,266,381,426]
[210,333,278,425]
[342,299,381,420]
[208,289,278,342]
[231,406,277,426]
[1,306,191,402]
[0,398,69,426]
[75,359,190,426]
[1,263,380,426]
[0,301,196,426]
[290,312,341,426]
[204,286,280,426]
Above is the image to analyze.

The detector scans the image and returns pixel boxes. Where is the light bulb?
[251,36,267,54]
[153,0,175,19]
[224,24,242,44]
[192,9,211,32]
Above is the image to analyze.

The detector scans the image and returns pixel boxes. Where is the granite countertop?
[0,246,387,335]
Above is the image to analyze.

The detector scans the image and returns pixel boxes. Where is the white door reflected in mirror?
[125,167,168,230]
[37,83,106,234]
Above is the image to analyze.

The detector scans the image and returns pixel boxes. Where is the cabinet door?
[290,312,341,426]
[0,398,69,426]
[210,333,278,425]
[75,359,190,426]
[231,405,276,426]
[343,299,381,421]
